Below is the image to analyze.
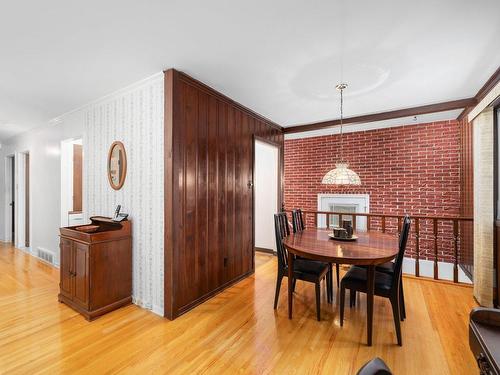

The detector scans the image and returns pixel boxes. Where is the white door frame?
[253,137,281,253]
[60,137,83,227]
[16,152,27,249]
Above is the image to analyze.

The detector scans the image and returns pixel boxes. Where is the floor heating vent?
[37,247,55,265]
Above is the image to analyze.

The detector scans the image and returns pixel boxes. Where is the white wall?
[254,140,279,251]
[0,118,84,261]
[0,72,165,316]
[80,73,164,315]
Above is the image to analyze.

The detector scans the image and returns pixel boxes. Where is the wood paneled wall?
[459,118,474,279]
[164,69,284,319]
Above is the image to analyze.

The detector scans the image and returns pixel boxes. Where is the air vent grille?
[37,247,54,265]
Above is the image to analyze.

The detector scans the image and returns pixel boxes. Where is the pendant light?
[321,83,361,185]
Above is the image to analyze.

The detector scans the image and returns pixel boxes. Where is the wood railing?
[286,210,473,284]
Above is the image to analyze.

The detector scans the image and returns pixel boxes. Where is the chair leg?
[340,284,346,326]
[390,296,402,346]
[325,273,331,304]
[273,272,283,309]
[327,266,333,303]
[350,290,356,308]
[336,263,340,288]
[315,281,321,321]
[400,280,406,320]
[292,278,297,293]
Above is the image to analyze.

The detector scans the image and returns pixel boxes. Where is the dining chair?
[339,215,411,345]
[292,208,340,291]
[274,212,332,321]
[353,214,410,320]
[291,208,305,233]
[356,357,392,375]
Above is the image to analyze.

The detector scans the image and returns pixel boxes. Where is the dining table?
[283,228,399,346]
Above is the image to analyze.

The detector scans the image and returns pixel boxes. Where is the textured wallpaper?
[82,73,164,315]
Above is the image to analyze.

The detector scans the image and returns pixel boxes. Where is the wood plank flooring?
[0,244,477,374]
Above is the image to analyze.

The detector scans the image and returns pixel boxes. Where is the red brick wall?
[284,120,461,262]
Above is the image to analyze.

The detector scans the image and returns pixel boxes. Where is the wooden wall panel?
[165,69,284,319]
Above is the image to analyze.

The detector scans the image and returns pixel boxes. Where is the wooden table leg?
[366,265,375,346]
[288,251,294,319]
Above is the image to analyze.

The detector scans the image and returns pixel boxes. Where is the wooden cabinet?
[58,217,132,321]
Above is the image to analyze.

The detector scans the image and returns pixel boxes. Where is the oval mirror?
[108,141,127,190]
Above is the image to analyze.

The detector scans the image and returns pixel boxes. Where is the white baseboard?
[132,297,164,317]
[16,246,31,254]
[402,257,472,284]
[152,304,164,317]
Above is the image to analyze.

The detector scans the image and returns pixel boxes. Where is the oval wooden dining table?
[283,228,399,346]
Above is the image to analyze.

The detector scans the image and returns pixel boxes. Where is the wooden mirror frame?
[107,141,127,190]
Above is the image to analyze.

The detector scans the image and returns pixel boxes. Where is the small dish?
[328,233,358,241]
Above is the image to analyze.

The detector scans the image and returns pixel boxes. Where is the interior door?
[59,238,73,299]
[73,242,89,307]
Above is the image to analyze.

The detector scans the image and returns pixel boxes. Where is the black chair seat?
[342,266,393,295]
[376,261,395,274]
[359,260,395,274]
[293,259,330,277]
[357,357,392,375]
[293,208,341,290]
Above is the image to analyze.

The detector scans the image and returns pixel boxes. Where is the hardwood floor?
[0,244,477,374]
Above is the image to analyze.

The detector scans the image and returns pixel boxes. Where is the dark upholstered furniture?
[470,307,500,374]
[291,208,305,233]
[356,357,392,375]
[274,212,332,321]
[340,215,411,346]
[356,214,411,320]
[292,208,340,289]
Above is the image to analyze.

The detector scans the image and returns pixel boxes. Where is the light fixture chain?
[340,86,343,163]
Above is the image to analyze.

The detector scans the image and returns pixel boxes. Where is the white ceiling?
[1,0,499,141]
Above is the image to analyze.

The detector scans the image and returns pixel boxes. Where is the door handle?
[247,181,253,189]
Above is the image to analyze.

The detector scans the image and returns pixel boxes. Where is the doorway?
[25,153,29,247]
[4,153,30,248]
[5,156,15,243]
[254,138,281,255]
[61,138,83,227]
[14,152,30,250]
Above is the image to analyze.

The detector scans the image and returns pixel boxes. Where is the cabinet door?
[59,238,73,299]
[73,242,89,308]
